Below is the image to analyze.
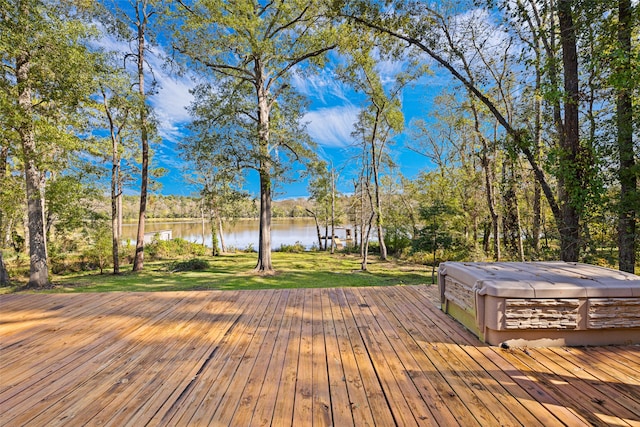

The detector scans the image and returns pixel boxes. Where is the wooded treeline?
[1,0,637,287]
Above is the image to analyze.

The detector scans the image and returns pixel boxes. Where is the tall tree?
[343,43,416,261]
[614,0,637,273]
[129,0,157,272]
[1,0,98,287]
[98,0,162,272]
[306,160,332,250]
[410,93,493,260]
[555,0,582,262]
[98,78,133,274]
[169,0,339,272]
[179,136,251,256]
[339,0,598,263]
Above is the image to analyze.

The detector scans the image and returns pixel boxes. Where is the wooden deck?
[1,285,639,426]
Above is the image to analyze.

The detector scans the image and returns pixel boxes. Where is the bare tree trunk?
[361,179,376,271]
[111,159,120,274]
[515,193,525,262]
[359,177,366,257]
[217,216,226,253]
[200,200,206,246]
[616,0,636,273]
[324,221,328,251]
[370,111,388,261]
[0,143,7,246]
[17,49,48,288]
[306,208,323,249]
[132,116,148,270]
[330,166,336,254]
[556,0,582,262]
[351,180,361,249]
[256,167,273,271]
[532,40,543,255]
[472,105,500,261]
[0,252,9,286]
[133,1,150,272]
[361,211,375,271]
[117,188,123,240]
[210,214,219,256]
[102,88,122,275]
[254,60,274,272]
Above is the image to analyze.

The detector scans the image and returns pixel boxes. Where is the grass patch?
[11,252,433,293]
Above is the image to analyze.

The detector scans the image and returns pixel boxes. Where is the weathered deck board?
[1,286,639,426]
[370,286,543,426]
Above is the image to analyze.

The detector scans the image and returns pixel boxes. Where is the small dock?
[1,286,639,426]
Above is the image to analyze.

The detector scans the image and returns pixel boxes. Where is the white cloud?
[376,59,405,85]
[304,105,360,147]
[92,24,196,143]
[150,73,194,142]
[292,69,350,105]
[147,58,194,143]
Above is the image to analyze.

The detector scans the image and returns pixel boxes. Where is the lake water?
[122,218,351,250]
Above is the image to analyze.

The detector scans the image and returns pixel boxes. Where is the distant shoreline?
[121,216,316,224]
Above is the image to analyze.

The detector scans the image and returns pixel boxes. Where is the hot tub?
[437,262,640,347]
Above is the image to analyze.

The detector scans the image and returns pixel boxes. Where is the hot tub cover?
[438,261,640,300]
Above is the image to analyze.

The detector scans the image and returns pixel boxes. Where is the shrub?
[385,232,412,256]
[277,241,306,253]
[146,238,207,260]
[81,221,113,274]
[169,258,210,272]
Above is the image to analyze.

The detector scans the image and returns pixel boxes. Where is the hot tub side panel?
[438,262,640,347]
[439,273,484,341]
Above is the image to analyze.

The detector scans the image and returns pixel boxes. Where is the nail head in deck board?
[1,286,639,426]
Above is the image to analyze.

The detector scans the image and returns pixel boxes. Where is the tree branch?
[268,44,336,92]
[172,44,255,81]
[344,12,562,224]
[266,4,310,39]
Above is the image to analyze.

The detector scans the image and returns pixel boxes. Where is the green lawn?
[8,252,435,293]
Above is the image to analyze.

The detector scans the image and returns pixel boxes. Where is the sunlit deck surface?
[1,285,639,426]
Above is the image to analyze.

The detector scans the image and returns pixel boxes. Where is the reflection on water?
[121,218,349,250]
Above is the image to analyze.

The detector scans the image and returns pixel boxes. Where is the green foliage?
[412,202,466,253]
[81,220,113,274]
[1,0,101,139]
[276,241,307,253]
[171,0,339,171]
[45,175,98,234]
[384,230,412,256]
[0,0,637,279]
[168,258,210,272]
[0,174,23,245]
[145,237,207,260]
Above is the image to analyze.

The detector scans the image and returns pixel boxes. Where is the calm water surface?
[122,218,349,250]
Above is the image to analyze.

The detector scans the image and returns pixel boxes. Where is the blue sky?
[144,57,450,200]
[98,15,454,200]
